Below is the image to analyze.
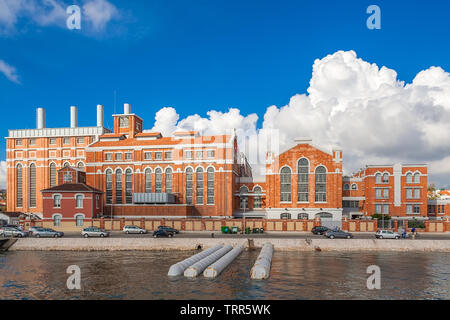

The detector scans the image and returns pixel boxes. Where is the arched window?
[125,169,132,204]
[185,168,193,204]
[29,163,36,208]
[382,173,389,183]
[297,158,309,202]
[155,168,162,193]
[75,214,84,227]
[115,169,122,204]
[145,168,152,193]
[207,167,214,204]
[253,186,262,209]
[344,184,350,190]
[76,195,83,208]
[280,167,291,202]
[239,186,249,209]
[106,169,113,204]
[16,164,23,207]
[414,172,420,183]
[375,173,382,184]
[165,168,173,193]
[53,214,62,227]
[297,213,308,220]
[196,167,204,204]
[49,163,56,187]
[63,162,70,167]
[54,195,61,208]
[351,184,357,190]
[315,166,326,202]
[77,162,84,171]
[406,172,413,183]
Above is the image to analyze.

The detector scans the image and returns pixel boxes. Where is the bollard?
[184,244,233,278]
[168,244,223,276]
[203,244,245,278]
[250,242,274,280]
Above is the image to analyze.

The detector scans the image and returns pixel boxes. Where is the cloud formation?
[0,59,20,83]
[149,50,450,186]
[0,0,119,35]
[0,161,6,189]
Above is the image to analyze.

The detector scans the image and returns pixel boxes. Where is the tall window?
[240,186,249,209]
[115,169,122,204]
[125,169,133,204]
[165,168,172,193]
[53,215,61,227]
[382,173,389,183]
[207,167,214,204]
[76,195,83,208]
[106,169,113,204]
[145,168,152,193]
[414,172,420,183]
[16,164,23,207]
[186,168,193,204]
[280,167,291,202]
[77,162,84,171]
[253,186,262,209]
[406,172,413,183]
[375,173,382,184]
[315,166,327,202]
[29,163,36,207]
[297,159,309,202]
[155,168,162,193]
[49,163,56,187]
[196,167,204,204]
[344,184,350,190]
[75,215,84,227]
[54,195,61,208]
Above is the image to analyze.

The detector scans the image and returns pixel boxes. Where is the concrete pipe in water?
[184,244,233,278]
[203,244,245,279]
[250,242,274,280]
[168,244,223,276]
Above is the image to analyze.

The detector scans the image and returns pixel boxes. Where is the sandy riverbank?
[7,238,450,252]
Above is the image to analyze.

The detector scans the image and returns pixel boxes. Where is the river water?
[0,250,449,300]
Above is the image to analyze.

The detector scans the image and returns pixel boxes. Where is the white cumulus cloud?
[0,59,20,83]
[0,161,6,189]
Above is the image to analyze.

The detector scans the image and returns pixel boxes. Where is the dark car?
[158,226,179,234]
[311,226,330,235]
[153,229,174,238]
[325,230,354,239]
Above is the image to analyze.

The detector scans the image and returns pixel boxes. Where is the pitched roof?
[41,183,103,193]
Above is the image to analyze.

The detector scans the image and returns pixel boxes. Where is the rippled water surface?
[0,250,449,299]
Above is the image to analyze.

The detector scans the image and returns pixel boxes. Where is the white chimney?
[36,108,45,129]
[70,106,78,128]
[124,103,131,114]
[97,104,104,127]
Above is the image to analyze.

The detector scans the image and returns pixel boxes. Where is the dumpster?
[259,228,264,234]
[252,228,259,234]
[222,226,230,234]
[231,226,239,234]
[245,227,251,234]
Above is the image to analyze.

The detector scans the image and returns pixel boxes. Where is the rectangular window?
[105,153,113,161]
[119,116,129,128]
[115,153,122,161]
[414,188,420,199]
[29,138,36,146]
[383,204,389,214]
[49,138,56,145]
[63,137,70,145]
[382,188,389,198]
[413,204,420,214]
[406,205,412,214]
[155,152,162,160]
[144,152,152,160]
[406,188,413,199]
[16,139,22,146]
[53,216,61,227]
[76,216,84,227]
[375,188,382,199]
[76,137,84,144]
[125,152,132,160]
[185,151,193,159]
[196,151,203,159]
[438,205,441,214]
[375,204,382,214]
[165,151,172,160]
[207,150,215,158]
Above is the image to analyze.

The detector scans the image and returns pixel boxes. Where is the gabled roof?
[41,183,103,193]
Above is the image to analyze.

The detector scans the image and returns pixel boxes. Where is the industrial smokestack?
[97,104,104,127]
[124,103,131,114]
[70,106,78,128]
[36,108,45,129]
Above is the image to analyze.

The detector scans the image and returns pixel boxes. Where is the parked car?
[28,226,45,236]
[325,230,353,239]
[0,226,28,238]
[33,228,64,238]
[153,229,174,238]
[375,230,400,239]
[311,226,330,235]
[158,226,179,234]
[123,225,147,234]
[81,227,110,238]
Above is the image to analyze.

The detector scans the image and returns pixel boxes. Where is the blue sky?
[1,0,450,187]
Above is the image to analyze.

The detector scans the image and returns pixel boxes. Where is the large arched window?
[75,214,84,227]
[53,214,62,227]
[253,186,262,209]
[185,168,193,204]
[375,173,382,184]
[351,183,358,190]
[280,167,291,202]
[76,195,84,208]
[207,167,214,204]
[406,172,413,183]
[155,168,162,193]
[239,186,249,209]
[315,166,327,202]
[414,172,420,183]
[145,168,152,193]
[77,162,85,171]
[29,163,36,208]
[115,169,122,204]
[344,183,350,190]
[297,158,309,202]
[165,168,173,193]
[16,164,23,207]
[106,169,113,204]
[382,173,389,183]
[54,195,62,208]
[49,163,56,187]
[125,169,133,204]
[196,167,204,204]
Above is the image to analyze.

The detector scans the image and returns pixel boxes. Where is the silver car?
[375,230,400,239]
[0,226,28,238]
[81,227,110,238]
[33,228,64,238]
[123,225,147,234]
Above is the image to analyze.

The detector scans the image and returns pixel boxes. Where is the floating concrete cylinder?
[184,244,233,278]
[168,244,223,276]
[203,244,245,278]
[250,242,274,280]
